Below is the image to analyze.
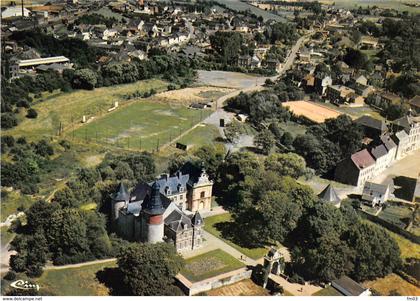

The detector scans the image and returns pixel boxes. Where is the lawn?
[35,261,117,296]
[378,204,413,229]
[277,121,306,138]
[4,79,168,139]
[204,213,267,260]
[0,226,15,246]
[364,273,420,296]
[71,100,211,152]
[180,249,245,282]
[321,102,384,120]
[176,124,222,150]
[80,202,98,211]
[312,286,343,296]
[332,0,420,13]
[0,190,33,223]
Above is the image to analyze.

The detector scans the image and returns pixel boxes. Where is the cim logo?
[10,280,40,291]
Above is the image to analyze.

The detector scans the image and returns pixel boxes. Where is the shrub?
[26,108,38,119]
[3,271,16,281]
[1,113,19,129]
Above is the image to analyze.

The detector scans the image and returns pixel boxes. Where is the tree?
[193,145,225,179]
[265,153,307,179]
[254,129,275,155]
[33,139,54,157]
[26,200,61,233]
[84,211,112,258]
[114,161,134,180]
[343,48,369,70]
[209,31,243,65]
[73,68,97,90]
[48,209,91,264]
[53,186,78,208]
[1,113,18,129]
[117,243,184,296]
[347,223,401,281]
[258,190,302,242]
[224,120,243,143]
[26,108,38,119]
[281,132,294,148]
[9,231,49,277]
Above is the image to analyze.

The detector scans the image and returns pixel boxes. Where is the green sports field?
[71,100,212,152]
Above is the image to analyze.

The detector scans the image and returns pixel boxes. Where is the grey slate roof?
[363,181,389,195]
[142,182,165,215]
[332,276,368,296]
[113,182,130,202]
[381,135,397,151]
[370,144,388,160]
[164,210,192,232]
[127,201,142,216]
[318,184,341,206]
[355,115,387,132]
[151,173,189,197]
[191,211,203,226]
[393,115,420,132]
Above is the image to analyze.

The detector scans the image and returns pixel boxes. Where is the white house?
[362,182,391,207]
[1,6,31,19]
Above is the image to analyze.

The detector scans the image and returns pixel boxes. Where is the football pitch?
[71,100,212,152]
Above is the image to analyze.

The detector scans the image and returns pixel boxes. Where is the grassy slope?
[4,79,168,139]
[181,249,245,282]
[35,261,117,296]
[204,213,267,260]
[1,191,33,222]
[177,124,222,150]
[364,273,420,296]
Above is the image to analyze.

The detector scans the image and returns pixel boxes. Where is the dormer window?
[165,186,171,195]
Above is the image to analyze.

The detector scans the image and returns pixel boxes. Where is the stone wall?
[176,267,253,296]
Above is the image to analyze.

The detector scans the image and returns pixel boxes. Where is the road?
[203,32,312,150]
[44,258,117,271]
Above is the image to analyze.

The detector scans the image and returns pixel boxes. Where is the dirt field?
[283,100,342,123]
[364,273,420,296]
[206,279,269,296]
[155,86,235,106]
[196,70,267,89]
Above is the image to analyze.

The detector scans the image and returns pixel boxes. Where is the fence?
[66,110,212,152]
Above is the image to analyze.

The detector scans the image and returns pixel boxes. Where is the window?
[200,191,205,198]
[180,195,183,200]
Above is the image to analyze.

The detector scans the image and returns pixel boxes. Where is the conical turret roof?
[113,182,130,202]
[191,211,203,226]
[143,181,164,215]
[318,184,341,206]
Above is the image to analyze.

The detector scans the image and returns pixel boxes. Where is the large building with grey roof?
[110,163,212,252]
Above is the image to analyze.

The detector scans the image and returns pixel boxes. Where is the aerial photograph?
[0,0,419,299]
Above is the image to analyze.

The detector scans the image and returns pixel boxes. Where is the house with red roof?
[334,149,376,187]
